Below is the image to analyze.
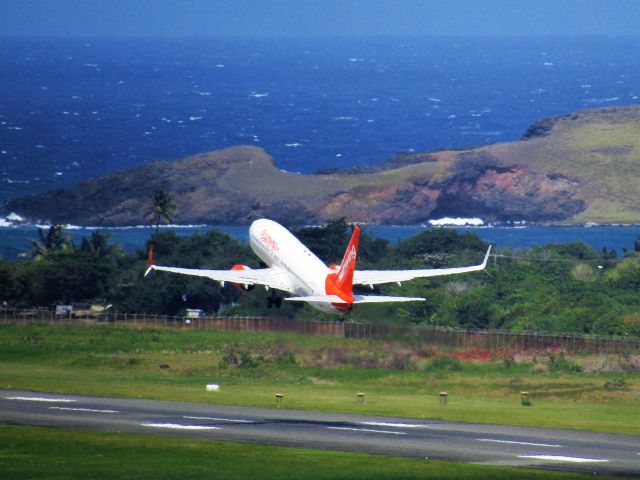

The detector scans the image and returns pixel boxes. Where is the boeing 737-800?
[145,218,491,314]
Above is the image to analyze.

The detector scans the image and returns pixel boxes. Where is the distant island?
[3,105,640,226]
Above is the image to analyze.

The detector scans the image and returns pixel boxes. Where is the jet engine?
[230,264,255,291]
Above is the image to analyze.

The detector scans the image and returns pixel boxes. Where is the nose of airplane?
[249,218,269,235]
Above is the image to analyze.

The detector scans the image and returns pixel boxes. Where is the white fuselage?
[248,219,337,313]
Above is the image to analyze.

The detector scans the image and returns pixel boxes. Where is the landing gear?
[267,294,283,309]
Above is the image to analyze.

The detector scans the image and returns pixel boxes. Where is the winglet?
[481,245,492,269]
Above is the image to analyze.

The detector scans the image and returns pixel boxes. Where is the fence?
[1,308,638,355]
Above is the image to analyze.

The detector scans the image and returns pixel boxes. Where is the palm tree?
[146,189,178,233]
[30,225,72,259]
[80,231,122,258]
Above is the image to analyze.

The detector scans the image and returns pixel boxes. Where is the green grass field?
[0,425,620,480]
[1,324,638,435]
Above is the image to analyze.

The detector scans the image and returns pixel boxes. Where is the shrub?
[425,356,463,372]
[547,352,582,373]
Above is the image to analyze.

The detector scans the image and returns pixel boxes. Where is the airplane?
[145,218,492,314]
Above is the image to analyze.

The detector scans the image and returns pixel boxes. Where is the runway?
[1,388,638,476]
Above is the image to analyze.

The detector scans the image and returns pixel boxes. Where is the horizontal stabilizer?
[285,294,425,304]
[285,295,348,303]
[352,295,426,303]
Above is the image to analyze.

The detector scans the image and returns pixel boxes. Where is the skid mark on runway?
[518,455,608,463]
[50,406,119,413]
[327,426,406,435]
[142,423,221,431]
[477,438,561,447]
[359,422,424,429]
[183,415,253,423]
[4,396,76,403]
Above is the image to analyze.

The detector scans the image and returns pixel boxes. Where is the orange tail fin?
[325,225,360,302]
[147,242,155,266]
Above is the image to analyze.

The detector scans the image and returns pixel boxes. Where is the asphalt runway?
[1,389,638,476]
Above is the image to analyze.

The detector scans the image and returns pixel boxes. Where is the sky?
[1,0,639,37]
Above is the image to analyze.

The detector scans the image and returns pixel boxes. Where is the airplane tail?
[324,225,360,302]
[144,242,155,277]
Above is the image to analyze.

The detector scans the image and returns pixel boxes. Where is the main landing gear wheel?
[267,295,283,309]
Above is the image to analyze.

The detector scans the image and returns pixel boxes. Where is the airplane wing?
[145,265,293,293]
[353,245,492,287]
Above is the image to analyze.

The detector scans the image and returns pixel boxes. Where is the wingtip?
[482,245,493,267]
[144,265,154,278]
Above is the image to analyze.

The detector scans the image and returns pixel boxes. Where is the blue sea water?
[1,36,639,202]
[1,225,638,260]
[1,37,639,259]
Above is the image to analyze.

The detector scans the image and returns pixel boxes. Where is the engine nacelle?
[230,264,255,291]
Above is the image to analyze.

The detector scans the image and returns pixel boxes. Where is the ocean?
[1,225,638,260]
[1,36,639,258]
[1,36,639,202]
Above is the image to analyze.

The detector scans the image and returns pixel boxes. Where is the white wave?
[250,92,268,98]
[7,212,24,222]
[0,218,12,227]
[1,150,7,154]
[83,63,98,67]
[285,143,302,147]
[55,172,63,176]
[216,64,224,68]
[189,116,202,121]
[333,116,357,121]
[428,97,441,102]
[583,97,620,104]
[461,130,503,136]
[3,178,30,184]
[543,62,554,66]
[580,84,591,89]
[195,91,211,96]
[429,217,484,227]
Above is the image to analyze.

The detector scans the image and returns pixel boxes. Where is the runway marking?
[518,455,608,463]
[50,407,118,414]
[327,426,406,435]
[183,416,253,423]
[4,396,76,403]
[477,438,561,447]
[142,423,221,431]
[359,421,423,429]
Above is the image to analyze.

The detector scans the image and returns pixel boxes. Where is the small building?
[186,308,204,318]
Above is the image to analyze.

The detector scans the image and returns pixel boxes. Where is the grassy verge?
[0,324,638,435]
[0,425,619,480]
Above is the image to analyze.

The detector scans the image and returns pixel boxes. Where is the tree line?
[0,217,639,337]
